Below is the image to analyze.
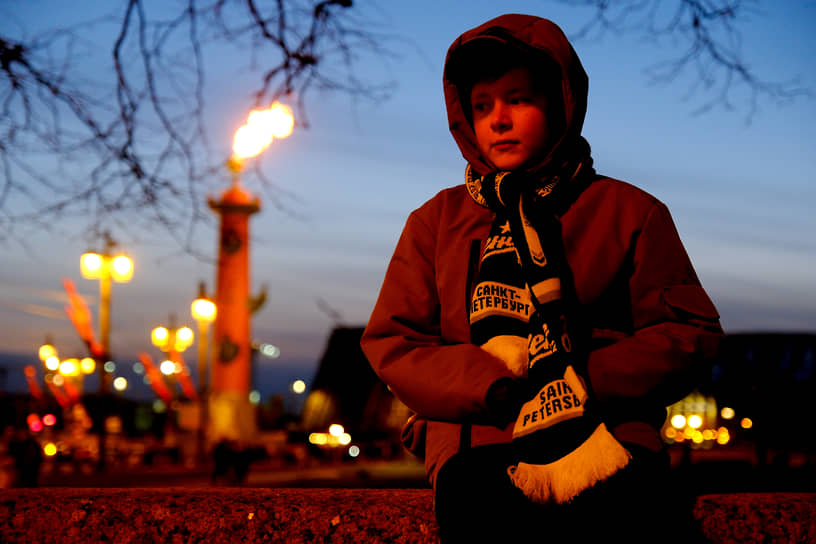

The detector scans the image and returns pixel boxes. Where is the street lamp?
[151,316,195,399]
[191,282,217,395]
[191,282,216,463]
[80,233,133,394]
[38,340,57,364]
[151,322,195,355]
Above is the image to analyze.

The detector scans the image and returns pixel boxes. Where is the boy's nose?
[491,101,512,131]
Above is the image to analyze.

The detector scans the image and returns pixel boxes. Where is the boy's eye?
[472,102,490,114]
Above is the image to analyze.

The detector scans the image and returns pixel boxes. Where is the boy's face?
[470,66,553,171]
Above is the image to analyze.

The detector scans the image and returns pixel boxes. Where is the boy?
[361,14,722,542]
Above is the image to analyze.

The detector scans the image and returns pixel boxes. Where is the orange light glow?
[232,102,294,160]
[39,344,57,362]
[687,414,703,429]
[80,357,96,374]
[740,418,753,429]
[45,356,60,371]
[670,415,686,429]
[329,424,344,437]
[27,413,43,432]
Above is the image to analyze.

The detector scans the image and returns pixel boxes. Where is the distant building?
[301,327,411,441]
[708,332,815,458]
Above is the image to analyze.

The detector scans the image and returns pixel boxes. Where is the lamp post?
[80,233,133,393]
[151,318,195,369]
[191,282,216,462]
[151,317,195,450]
[79,233,132,472]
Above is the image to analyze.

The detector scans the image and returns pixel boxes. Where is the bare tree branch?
[557,0,812,120]
[0,0,395,250]
[3,1,809,248]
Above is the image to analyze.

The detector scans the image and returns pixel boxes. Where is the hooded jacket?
[361,14,723,488]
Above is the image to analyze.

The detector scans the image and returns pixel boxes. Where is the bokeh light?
[670,415,686,429]
[160,360,175,376]
[329,424,344,437]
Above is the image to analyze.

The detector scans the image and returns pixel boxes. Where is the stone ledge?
[692,493,816,543]
[1,488,437,544]
[1,488,814,543]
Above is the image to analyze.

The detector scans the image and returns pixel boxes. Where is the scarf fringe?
[507,423,631,504]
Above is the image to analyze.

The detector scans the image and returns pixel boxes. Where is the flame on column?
[232,102,295,161]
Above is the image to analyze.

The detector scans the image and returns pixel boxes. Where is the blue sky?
[1,1,814,398]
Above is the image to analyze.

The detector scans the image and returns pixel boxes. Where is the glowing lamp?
[39,343,57,362]
[329,424,344,437]
[43,414,57,426]
[80,357,96,374]
[292,380,306,394]
[111,255,134,282]
[151,327,169,347]
[45,356,60,371]
[670,415,686,429]
[80,252,104,279]
[191,298,216,323]
[59,358,80,376]
[687,414,703,429]
[44,443,58,457]
[174,326,194,351]
[160,360,175,376]
[113,377,128,391]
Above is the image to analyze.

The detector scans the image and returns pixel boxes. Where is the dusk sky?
[1,1,814,399]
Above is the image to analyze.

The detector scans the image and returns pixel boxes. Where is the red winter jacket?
[360,14,723,488]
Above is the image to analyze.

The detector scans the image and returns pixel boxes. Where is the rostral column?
[207,161,260,444]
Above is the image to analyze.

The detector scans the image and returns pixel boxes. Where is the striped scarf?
[467,141,631,503]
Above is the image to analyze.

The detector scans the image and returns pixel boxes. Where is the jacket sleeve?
[586,201,724,418]
[361,209,516,423]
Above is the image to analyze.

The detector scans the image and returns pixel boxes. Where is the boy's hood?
[443,14,588,177]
